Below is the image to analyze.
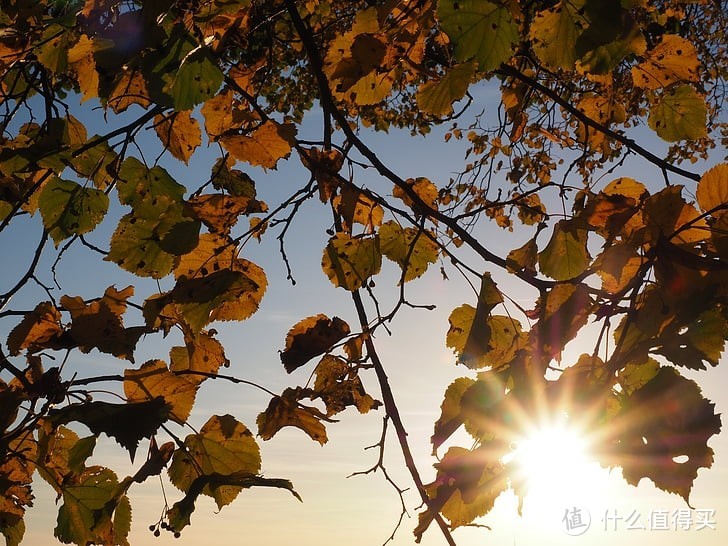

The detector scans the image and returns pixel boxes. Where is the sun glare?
[506,415,611,516]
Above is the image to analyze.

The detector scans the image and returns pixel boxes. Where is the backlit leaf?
[321,233,382,291]
[529,0,586,70]
[648,85,707,142]
[280,314,350,373]
[7,302,63,355]
[432,377,476,454]
[60,286,145,361]
[257,388,329,445]
[55,466,130,546]
[417,62,475,116]
[538,220,591,280]
[312,355,380,416]
[124,359,197,424]
[379,221,439,282]
[48,398,170,461]
[438,0,518,71]
[170,330,230,384]
[696,163,728,214]
[38,178,109,245]
[154,111,202,165]
[604,367,721,504]
[632,35,699,90]
[168,414,260,509]
[221,121,296,169]
[164,47,223,110]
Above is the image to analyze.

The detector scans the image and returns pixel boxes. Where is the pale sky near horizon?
[2,82,727,546]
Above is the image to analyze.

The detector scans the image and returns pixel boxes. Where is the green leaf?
[0,519,24,546]
[529,0,587,70]
[432,377,476,454]
[648,85,707,142]
[446,305,524,369]
[55,466,131,546]
[69,139,117,190]
[538,220,591,280]
[168,415,261,509]
[438,0,518,71]
[617,357,660,396]
[38,178,109,246]
[164,47,224,110]
[379,221,439,282]
[106,213,180,279]
[416,62,475,116]
[115,157,186,217]
[321,233,381,290]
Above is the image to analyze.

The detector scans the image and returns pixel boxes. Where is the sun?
[505,414,611,515]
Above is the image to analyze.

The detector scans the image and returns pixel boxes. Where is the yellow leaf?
[106,67,151,113]
[333,185,383,232]
[154,111,202,164]
[417,62,476,117]
[632,35,699,90]
[221,121,296,169]
[170,330,230,385]
[392,177,439,212]
[201,89,233,140]
[124,359,197,424]
[174,233,267,324]
[379,221,439,282]
[696,163,728,214]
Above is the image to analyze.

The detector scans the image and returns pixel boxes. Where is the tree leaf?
[280,314,350,373]
[696,163,728,214]
[632,35,699,90]
[54,466,131,546]
[312,355,381,416]
[48,398,170,461]
[188,193,267,235]
[431,377,476,454]
[164,47,223,110]
[257,388,329,445]
[7,302,64,356]
[321,233,382,290]
[221,121,296,169]
[538,219,591,280]
[417,61,475,116]
[603,367,721,504]
[38,177,109,246]
[529,0,586,70]
[168,414,261,509]
[124,359,197,424]
[648,85,707,142]
[60,286,145,362]
[154,111,202,164]
[114,157,186,217]
[170,330,230,384]
[438,0,518,71]
[379,221,439,282]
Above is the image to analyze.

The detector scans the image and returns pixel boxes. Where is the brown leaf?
[188,193,267,234]
[221,121,296,169]
[124,359,197,424]
[280,314,350,373]
[257,388,328,445]
[61,286,144,361]
[7,302,64,355]
[154,111,202,164]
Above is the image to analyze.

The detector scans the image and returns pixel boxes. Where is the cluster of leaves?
[0,0,726,544]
